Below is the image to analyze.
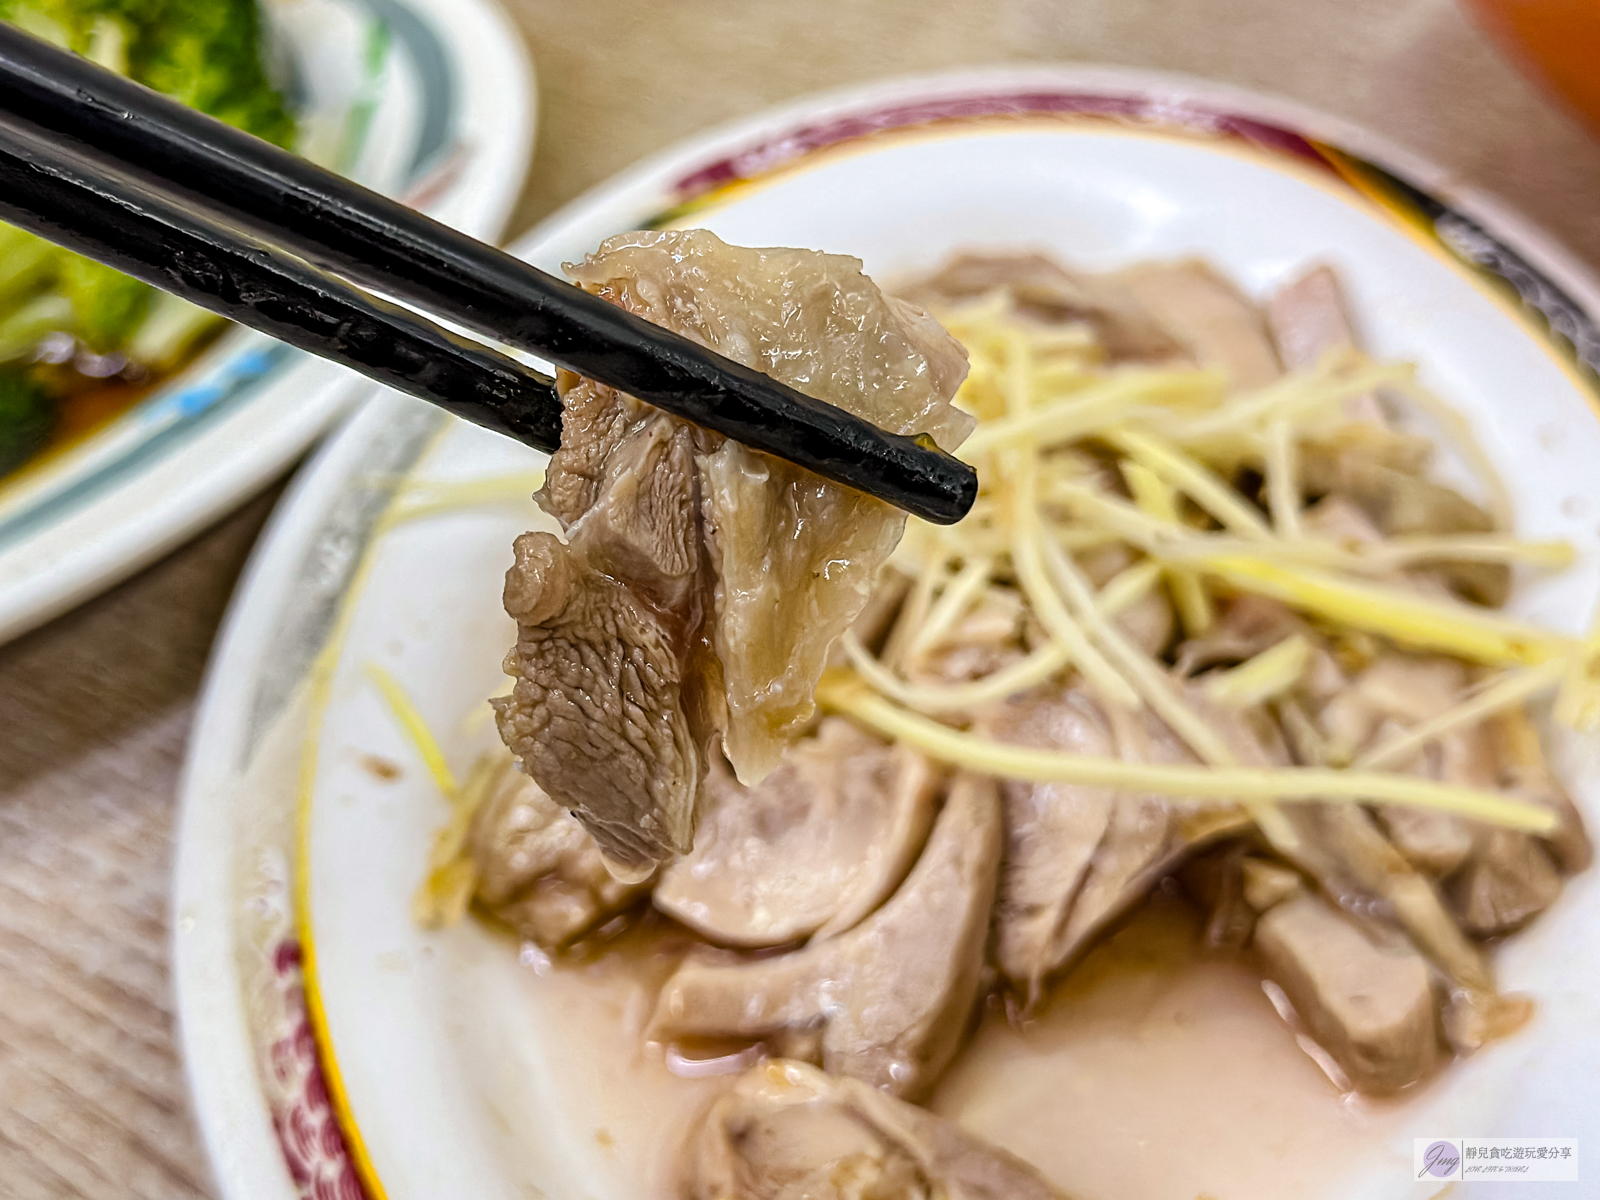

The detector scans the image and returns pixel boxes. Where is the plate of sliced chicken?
[174,67,1600,1200]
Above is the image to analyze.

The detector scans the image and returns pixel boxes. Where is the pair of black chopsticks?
[0,25,975,525]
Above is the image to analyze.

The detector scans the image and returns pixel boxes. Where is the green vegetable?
[0,370,55,475]
[0,0,296,362]
[125,292,224,372]
[60,252,151,353]
[0,226,56,309]
[123,0,296,148]
[0,292,73,363]
[0,0,295,145]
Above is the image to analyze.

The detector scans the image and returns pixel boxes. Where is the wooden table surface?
[1,1,1597,1195]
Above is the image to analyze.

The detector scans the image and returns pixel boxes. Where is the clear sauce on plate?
[504,891,1420,1199]
[932,889,1415,1200]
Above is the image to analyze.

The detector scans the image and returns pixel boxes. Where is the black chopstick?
[0,25,977,525]
[0,113,565,451]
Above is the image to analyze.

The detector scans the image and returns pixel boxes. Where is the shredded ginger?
[819,286,1600,837]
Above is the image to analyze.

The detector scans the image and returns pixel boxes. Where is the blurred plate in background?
[0,0,535,643]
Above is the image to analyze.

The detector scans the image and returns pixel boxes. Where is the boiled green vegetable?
[0,0,295,472]
[0,370,54,475]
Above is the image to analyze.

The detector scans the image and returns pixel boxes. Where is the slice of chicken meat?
[1179,842,1261,951]
[1265,264,1388,426]
[982,687,1244,1000]
[1298,494,1501,647]
[1491,707,1593,876]
[1265,263,1507,603]
[1180,687,1463,1089]
[1254,891,1440,1094]
[984,689,1117,997]
[653,719,940,948]
[468,756,650,948]
[1438,710,1587,937]
[1332,659,1505,878]
[1301,449,1509,606]
[1112,259,1282,389]
[1318,653,1469,760]
[1317,652,1583,932]
[895,252,1185,363]
[650,772,1003,1100]
[494,230,972,873]
[1301,491,1386,549]
[1371,724,1481,879]
[1318,654,1477,875]
[904,590,1030,689]
[683,1059,1072,1200]
[1061,699,1252,955]
[1175,593,1306,675]
[1077,542,1175,657]
[1449,828,1563,937]
[1264,727,1527,1059]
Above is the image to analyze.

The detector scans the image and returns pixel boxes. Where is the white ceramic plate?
[0,0,534,643]
[175,67,1600,1200]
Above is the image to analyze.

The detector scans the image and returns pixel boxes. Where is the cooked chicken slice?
[1076,543,1174,656]
[1056,703,1223,959]
[1076,542,1137,589]
[1492,708,1593,875]
[1380,702,1573,934]
[496,531,706,874]
[1175,593,1305,675]
[1367,724,1479,878]
[983,691,1116,995]
[1113,259,1282,388]
[1426,706,1588,937]
[1161,689,1298,953]
[1055,787,1195,959]
[683,1059,1071,1200]
[840,1071,1072,1200]
[1268,799,1529,1054]
[1241,855,1304,911]
[468,757,649,948]
[984,687,1250,997]
[1449,828,1564,936]
[1116,587,1176,658]
[1300,443,1509,605]
[1180,843,1259,950]
[495,230,972,872]
[1317,655,1477,874]
[653,720,939,947]
[1255,892,1440,1093]
[1271,264,1497,610]
[1274,262,1506,597]
[896,252,1184,362]
[1318,654,1577,909]
[685,1063,923,1200]
[909,591,1028,687]
[1299,423,1434,491]
[1376,801,1477,879]
[1300,492,1385,548]
[651,772,1003,1099]
[1345,458,1498,540]
[1280,806,1465,971]
[1318,654,1469,757]
[1265,264,1387,426]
